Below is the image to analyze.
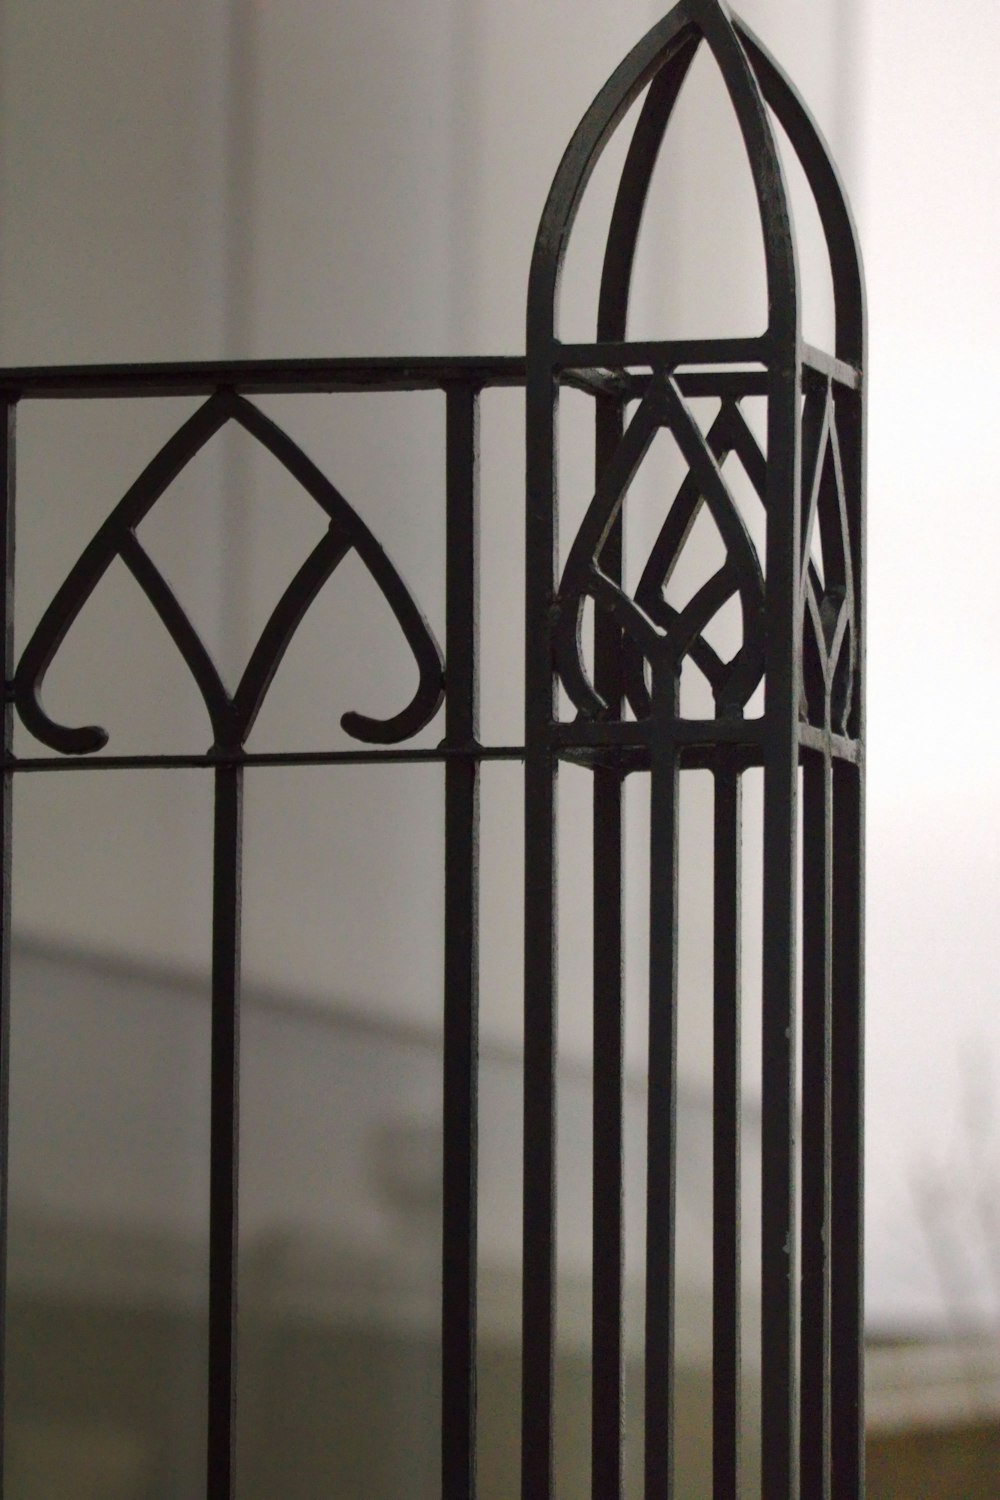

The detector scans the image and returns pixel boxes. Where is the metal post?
[207,764,243,1500]
[442,383,481,1500]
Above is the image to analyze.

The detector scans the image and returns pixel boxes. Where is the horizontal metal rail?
[0,351,858,402]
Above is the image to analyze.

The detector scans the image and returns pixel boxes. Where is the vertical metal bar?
[522,360,558,1500]
[760,366,802,1500]
[591,393,626,1500]
[713,758,742,1499]
[830,758,864,1496]
[831,378,865,1497]
[592,763,625,1497]
[0,401,15,1500]
[442,383,481,1500]
[207,764,243,1500]
[522,750,557,1500]
[800,752,832,1498]
[644,664,680,1498]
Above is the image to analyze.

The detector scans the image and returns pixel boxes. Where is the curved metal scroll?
[627,395,767,717]
[14,391,444,754]
[555,375,766,719]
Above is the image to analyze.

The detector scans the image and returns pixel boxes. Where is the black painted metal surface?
[0,1,864,1496]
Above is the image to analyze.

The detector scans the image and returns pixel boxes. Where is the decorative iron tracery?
[554,373,768,723]
[14,388,445,756]
[0,3,865,1499]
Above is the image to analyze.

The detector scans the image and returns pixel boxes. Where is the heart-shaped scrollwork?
[554,372,766,720]
[15,391,444,754]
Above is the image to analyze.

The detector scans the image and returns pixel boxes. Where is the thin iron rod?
[592,764,625,1500]
[644,666,680,1498]
[522,748,557,1500]
[712,760,742,1499]
[442,385,481,1500]
[0,356,757,404]
[0,359,844,407]
[5,746,527,773]
[830,761,864,1496]
[3,738,808,776]
[3,728,861,776]
[207,765,243,1500]
[0,402,15,1500]
[591,394,626,1500]
[522,354,558,1500]
[800,754,833,1498]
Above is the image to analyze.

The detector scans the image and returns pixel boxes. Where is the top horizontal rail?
[0,356,529,400]
[0,344,860,402]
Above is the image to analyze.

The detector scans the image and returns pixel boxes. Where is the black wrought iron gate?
[0,2,864,1496]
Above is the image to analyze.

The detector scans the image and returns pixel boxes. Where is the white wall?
[855,0,1000,1332]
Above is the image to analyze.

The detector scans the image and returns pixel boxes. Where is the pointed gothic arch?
[524,2,866,1495]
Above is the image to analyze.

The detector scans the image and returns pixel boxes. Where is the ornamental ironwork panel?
[0,2,865,1497]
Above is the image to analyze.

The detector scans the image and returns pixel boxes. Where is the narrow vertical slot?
[713,758,742,1498]
[739,766,764,1500]
[830,759,864,1495]
[554,763,594,1499]
[9,770,213,1500]
[673,766,714,1498]
[759,718,801,1497]
[644,670,679,1498]
[238,764,445,1500]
